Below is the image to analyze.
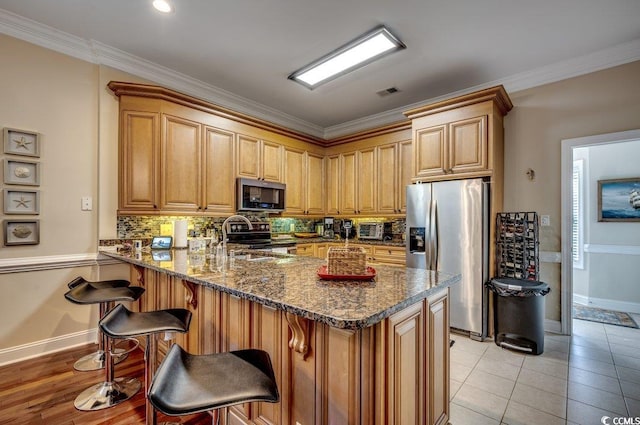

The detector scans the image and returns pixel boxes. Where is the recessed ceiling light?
[289,26,405,90]
[152,0,173,13]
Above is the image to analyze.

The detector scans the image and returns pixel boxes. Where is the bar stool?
[65,282,145,411]
[65,276,132,371]
[148,344,279,425]
[99,304,192,425]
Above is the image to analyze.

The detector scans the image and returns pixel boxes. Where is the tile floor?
[449,315,640,425]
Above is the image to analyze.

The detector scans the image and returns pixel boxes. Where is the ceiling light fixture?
[152,0,173,13]
[288,26,405,90]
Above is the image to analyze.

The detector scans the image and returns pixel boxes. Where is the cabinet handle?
[153,204,157,209]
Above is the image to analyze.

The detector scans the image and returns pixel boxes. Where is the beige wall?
[0,35,129,356]
[2,33,640,356]
[504,60,640,321]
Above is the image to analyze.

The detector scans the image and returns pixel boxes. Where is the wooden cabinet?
[377,140,412,214]
[119,110,160,212]
[326,149,377,215]
[202,126,236,213]
[295,243,315,257]
[405,85,512,182]
[387,301,425,424]
[414,116,487,179]
[236,134,283,182]
[427,289,450,425]
[325,155,341,215]
[283,147,325,215]
[160,115,202,212]
[371,245,406,266]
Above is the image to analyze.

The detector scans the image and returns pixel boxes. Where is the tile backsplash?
[116,215,405,240]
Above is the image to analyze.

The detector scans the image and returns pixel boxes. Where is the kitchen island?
[101,249,459,425]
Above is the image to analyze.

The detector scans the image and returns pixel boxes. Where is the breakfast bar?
[101,249,459,425]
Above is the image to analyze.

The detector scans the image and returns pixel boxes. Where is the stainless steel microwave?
[237,178,286,212]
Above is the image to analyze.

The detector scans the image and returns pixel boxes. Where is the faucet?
[221,215,253,251]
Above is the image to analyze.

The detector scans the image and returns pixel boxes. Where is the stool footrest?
[73,348,128,372]
[110,337,140,357]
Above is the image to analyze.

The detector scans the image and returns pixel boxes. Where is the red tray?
[317,265,376,281]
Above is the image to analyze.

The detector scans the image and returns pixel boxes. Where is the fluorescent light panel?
[289,26,405,89]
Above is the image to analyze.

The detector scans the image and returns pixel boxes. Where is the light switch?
[81,196,93,211]
[541,215,550,226]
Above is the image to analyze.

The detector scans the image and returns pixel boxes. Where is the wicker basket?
[327,246,367,275]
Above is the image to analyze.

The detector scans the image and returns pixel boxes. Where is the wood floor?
[0,344,212,425]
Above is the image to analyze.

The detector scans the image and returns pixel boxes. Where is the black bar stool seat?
[65,276,135,371]
[148,344,279,422]
[100,304,192,339]
[65,283,145,411]
[100,304,192,424]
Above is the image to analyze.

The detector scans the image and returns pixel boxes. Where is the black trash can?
[486,277,550,355]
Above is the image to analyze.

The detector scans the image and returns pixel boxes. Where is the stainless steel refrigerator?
[406,178,490,340]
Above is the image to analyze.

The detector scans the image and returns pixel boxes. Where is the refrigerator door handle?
[430,199,438,269]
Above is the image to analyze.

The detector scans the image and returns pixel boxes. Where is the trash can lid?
[490,277,548,292]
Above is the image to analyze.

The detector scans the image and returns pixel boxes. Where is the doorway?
[560,129,640,335]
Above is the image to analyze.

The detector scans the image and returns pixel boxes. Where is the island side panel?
[427,288,450,425]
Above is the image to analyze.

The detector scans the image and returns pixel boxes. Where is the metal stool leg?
[73,301,128,371]
[73,327,140,411]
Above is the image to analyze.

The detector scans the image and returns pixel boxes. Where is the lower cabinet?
[130,265,449,425]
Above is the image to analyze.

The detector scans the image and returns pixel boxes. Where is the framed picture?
[3,128,40,157]
[3,189,40,214]
[3,219,40,246]
[3,158,40,186]
[598,177,640,222]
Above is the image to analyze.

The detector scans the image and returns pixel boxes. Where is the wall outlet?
[290,223,296,232]
[541,215,550,226]
[81,196,93,211]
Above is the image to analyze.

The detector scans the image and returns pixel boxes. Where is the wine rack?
[495,212,539,280]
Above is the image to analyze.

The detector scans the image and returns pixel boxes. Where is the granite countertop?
[100,249,458,330]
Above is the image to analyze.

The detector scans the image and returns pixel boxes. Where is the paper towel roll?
[174,220,188,248]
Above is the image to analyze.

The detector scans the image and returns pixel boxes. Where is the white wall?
[578,140,640,311]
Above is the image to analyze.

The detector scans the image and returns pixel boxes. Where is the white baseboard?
[573,295,640,314]
[573,294,589,305]
[545,319,562,334]
[0,329,97,367]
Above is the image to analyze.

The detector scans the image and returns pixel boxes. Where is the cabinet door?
[388,302,425,425]
[315,243,328,259]
[120,111,160,211]
[236,135,260,179]
[377,143,398,214]
[202,126,235,213]
[160,115,201,212]
[261,140,283,182]
[449,115,487,174]
[398,140,413,213]
[357,148,377,214]
[284,147,305,214]
[306,152,325,215]
[325,155,341,215]
[415,125,447,178]
[427,290,450,425]
[340,152,358,215]
[296,243,315,257]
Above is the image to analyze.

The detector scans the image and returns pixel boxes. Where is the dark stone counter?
[100,249,458,330]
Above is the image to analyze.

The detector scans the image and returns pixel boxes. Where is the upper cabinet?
[202,126,236,213]
[236,135,283,182]
[119,110,160,212]
[325,123,412,216]
[283,147,325,215]
[377,140,412,214]
[404,86,512,182]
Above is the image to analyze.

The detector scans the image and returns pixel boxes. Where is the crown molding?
[2,8,640,141]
